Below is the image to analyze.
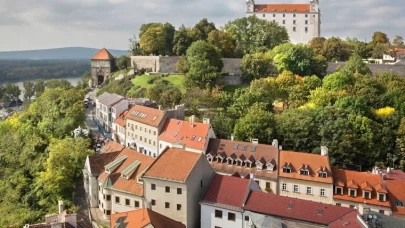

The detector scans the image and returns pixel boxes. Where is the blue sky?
[0,0,403,51]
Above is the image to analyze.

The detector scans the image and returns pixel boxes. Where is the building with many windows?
[95,92,124,133]
[246,0,320,44]
[278,147,333,204]
[143,148,215,227]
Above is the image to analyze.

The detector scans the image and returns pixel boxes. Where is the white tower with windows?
[246,0,321,44]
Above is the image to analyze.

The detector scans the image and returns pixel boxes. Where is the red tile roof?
[101,140,125,153]
[332,169,390,207]
[88,141,124,174]
[125,105,166,127]
[115,110,128,128]
[98,147,154,196]
[91,48,115,60]
[385,180,405,216]
[202,174,251,209]
[110,209,185,228]
[254,4,310,13]
[159,119,211,150]
[206,139,279,180]
[382,169,405,181]
[279,151,332,184]
[329,210,363,228]
[144,148,202,183]
[245,191,358,226]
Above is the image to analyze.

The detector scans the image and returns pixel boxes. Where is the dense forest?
[0,59,89,82]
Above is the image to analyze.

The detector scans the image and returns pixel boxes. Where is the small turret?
[246,0,255,13]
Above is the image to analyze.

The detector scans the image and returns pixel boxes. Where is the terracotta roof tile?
[125,105,166,127]
[332,169,390,207]
[245,191,358,226]
[91,48,115,60]
[110,208,185,228]
[382,169,405,181]
[88,141,124,174]
[374,183,387,193]
[329,210,363,228]
[360,181,373,191]
[158,119,211,150]
[144,148,202,182]
[206,139,279,180]
[385,180,405,216]
[98,147,154,196]
[254,4,310,13]
[279,151,332,183]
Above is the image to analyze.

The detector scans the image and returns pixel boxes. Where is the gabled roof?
[91,48,115,60]
[158,119,211,150]
[382,169,405,181]
[201,174,253,211]
[254,4,310,13]
[332,168,390,207]
[125,105,165,127]
[110,208,185,228]
[206,139,279,180]
[98,147,154,196]
[143,148,202,183]
[97,92,124,107]
[244,191,358,226]
[88,141,123,174]
[279,151,332,184]
[385,180,405,216]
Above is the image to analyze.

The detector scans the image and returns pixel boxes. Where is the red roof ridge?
[91,48,115,60]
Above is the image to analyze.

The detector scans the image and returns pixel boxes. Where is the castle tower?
[310,0,321,37]
[246,0,255,13]
[90,48,115,87]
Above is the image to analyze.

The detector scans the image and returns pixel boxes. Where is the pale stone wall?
[222,58,242,74]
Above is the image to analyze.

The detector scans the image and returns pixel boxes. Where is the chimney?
[279,145,283,150]
[272,139,279,148]
[58,201,64,214]
[249,172,254,180]
[203,118,210,125]
[190,115,195,128]
[158,105,162,110]
[231,134,234,141]
[252,138,259,145]
[321,146,328,156]
[387,167,391,174]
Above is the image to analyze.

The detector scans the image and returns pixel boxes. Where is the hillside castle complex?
[246,0,321,44]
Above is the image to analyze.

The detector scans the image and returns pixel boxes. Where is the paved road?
[85,88,99,134]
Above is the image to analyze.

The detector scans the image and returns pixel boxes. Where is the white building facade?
[246,0,321,44]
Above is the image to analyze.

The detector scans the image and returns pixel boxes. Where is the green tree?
[129,34,142,55]
[323,71,355,91]
[225,16,289,55]
[240,52,272,82]
[45,79,72,90]
[392,35,404,48]
[371,43,389,59]
[308,37,326,54]
[322,37,351,61]
[35,79,45,97]
[116,55,129,70]
[146,81,182,108]
[207,30,236,58]
[176,56,187,73]
[23,81,35,101]
[185,40,223,89]
[343,54,371,75]
[173,25,194,56]
[372,31,390,45]
[140,25,166,55]
[208,112,235,139]
[234,103,275,144]
[3,83,21,102]
[193,18,216,40]
[353,41,372,59]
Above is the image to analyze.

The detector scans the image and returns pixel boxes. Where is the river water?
[1,77,82,100]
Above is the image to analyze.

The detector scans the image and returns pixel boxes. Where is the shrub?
[147,79,154,84]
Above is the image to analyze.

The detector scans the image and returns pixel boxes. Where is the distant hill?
[0,47,129,60]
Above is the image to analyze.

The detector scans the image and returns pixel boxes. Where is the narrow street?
[85,88,98,133]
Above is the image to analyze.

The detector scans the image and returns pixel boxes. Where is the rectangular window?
[305,14,308,17]
[379,210,384,214]
[293,185,299,192]
[283,20,285,24]
[263,14,265,18]
[215,210,223,218]
[135,201,140,208]
[228,212,236,221]
[165,202,170,209]
[320,189,326,196]
[266,182,271,189]
[349,189,356,197]
[305,20,308,24]
[177,188,182,195]
[336,203,341,206]
[125,199,130,206]
[140,136,143,141]
[305,27,308,32]
[350,205,355,209]
[151,184,156,190]
[293,20,296,24]
[115,197,120,204]
[177,204,182,211]
[307,187,312,194]
[140,127,142,131]
[379,194,385,201]
[149,139,151,144]
[273,14,275,17]
[151,199,156,206]
[165,186,170,193]
[106,210,111,215]
[160,143,162,148]
[336,187,343,195]
[106,195,111,201]
[293,14,296,17]
[154,131,156,135]
[283,14,285,17]
[135,125,138,129]
[144,138,147,143]
[282,183,287,191]
[149,129,151,134]
[364,191,370,199]
[245,216,249,221]
[153,141,156,146]
[293,27,296,32]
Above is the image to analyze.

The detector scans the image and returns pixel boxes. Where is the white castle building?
[246,0,321,44]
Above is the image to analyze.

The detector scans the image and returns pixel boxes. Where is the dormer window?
[207,154,214,162]
[256,162,263,170]
[318,171,327,178]
[245,161,252,168]
[300,169,309,176]
[236,160,244,166]
[378,193,386,202]
[227,158,234,165]
[363,191,371,199]
[283,166,291,173]
[267,164,274,172]
[335,186,343,195]
[349,189,357,197]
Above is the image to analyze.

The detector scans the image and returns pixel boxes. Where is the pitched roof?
[382,169,405,181]
[254,4,310,13]
[91,48,115,60]
[329,210,363,228]
[206,139,279,180]
[332,168,390,207]
[88,141,124,174]
[115,110,128,127]
[279,150,332,183]
[385,180,405,216]
[98,147,154,196]
[201,174,252,210]
[125,105,166,127]
[143,148,202,183]
[97,92,124,106]
[244,191,358,226]
[110,208,185,228]
[158,119,211,150]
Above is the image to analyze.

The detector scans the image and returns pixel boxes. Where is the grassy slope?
[132,75,186,93]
